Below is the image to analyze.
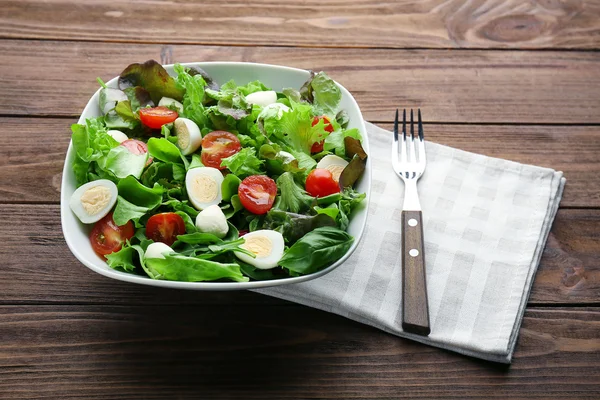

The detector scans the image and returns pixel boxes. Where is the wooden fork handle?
[401,210,431,336]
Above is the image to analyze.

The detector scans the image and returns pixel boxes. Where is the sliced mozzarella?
[185,167,224,210]
[316,155,349,183]
[173,117,202,155]
[99,88,128,115]
[69,179,118,224]
[245,90,277,107]
[158,97,184,114]
[106,129,128,143]
[144,242,173,259]
[195,204,229,238]
[234,230,285,270]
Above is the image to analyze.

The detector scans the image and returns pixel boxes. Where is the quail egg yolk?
[242,235,273,257]
[189,175,218,203]
[80,186,112,216]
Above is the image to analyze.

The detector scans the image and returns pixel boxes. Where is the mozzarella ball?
[195,204,229,238]
[245,91,277,107]
[174,117,202,155]
[144,242,173,259]
[234,230,285,270]
[185,167,224,210]
[69,179,118,224]
[316,155,349,183]
[106,129,128,143]
[158,97,184,114]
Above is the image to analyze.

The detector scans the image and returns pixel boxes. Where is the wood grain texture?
[3,118,599,207]
[1,40,600,123]
[1,205,598,306]
[401,210,430,335]
[0,305,598,399]
[1,0,599,49]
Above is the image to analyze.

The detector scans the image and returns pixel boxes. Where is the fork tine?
[401,109,408,167]
[409,109,417,165]
[393,109,399,142]
[418,109,426,164]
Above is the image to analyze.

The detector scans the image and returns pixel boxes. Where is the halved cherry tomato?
[305,168,340,197]
[238,175,277,215]
[201,131,242,170]
[145,212,186,246]
[139,106,178,129]
[120,139,152,166]
[310,116,334,153]
[90,213,135,258]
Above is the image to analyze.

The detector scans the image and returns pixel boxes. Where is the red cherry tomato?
[201,131,242,170]
[238,175,277,215]
[139,106,178,129]
[305,168,340,197]
[145,212,186,246]
[120,139,152,166]
[310,116,334,153]
[90,213,135,258]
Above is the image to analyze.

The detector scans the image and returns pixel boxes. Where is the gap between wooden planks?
[0,305,598,399]
[1,0,599,49]
[1,118,599,208]
[0,40,599,123]
[0,204,597,306]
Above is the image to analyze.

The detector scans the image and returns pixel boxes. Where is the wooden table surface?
[1,1,599,398]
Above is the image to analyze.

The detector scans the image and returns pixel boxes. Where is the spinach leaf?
[145,254,249,282]
[113,176,164,226]
[221,174,241,202]
[238,260,285,281]
[147,137,187,166]
[278,227,353,274]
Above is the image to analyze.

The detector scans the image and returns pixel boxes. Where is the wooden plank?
[1,205,598,305]
[2,118,599,207]
[1,0,599,49]
[1,40,600,123]
[0,305,598,399]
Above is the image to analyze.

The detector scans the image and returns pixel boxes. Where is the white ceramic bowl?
[61,62,370,290]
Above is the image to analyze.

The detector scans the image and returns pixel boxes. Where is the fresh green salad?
[69,60,368,282]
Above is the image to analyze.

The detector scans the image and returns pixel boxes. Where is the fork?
[392,109,431,336]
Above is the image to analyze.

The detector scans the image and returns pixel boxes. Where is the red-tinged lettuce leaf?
[339,154,367,190]
[187,66,219,91]
[123,86,154,111]
[118,60,185,103]
[344,136,367,160]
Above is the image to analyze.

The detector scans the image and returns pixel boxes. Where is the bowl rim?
[60,61,371,291]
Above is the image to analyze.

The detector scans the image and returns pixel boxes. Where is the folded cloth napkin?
[256,122,565,363]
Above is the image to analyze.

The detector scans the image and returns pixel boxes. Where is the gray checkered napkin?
[256,122,565,363]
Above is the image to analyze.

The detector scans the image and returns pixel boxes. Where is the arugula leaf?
[278,227,354,274]
[145,254,249,282]
[220,147,264,178]
[106,242,160,279]
[119,60,185,103]
[274,172,314,213]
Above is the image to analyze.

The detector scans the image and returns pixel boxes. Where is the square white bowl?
[61,62,371,290]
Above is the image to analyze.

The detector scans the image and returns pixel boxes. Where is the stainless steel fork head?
[392,109,426,210]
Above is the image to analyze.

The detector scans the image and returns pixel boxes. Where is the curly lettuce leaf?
[174,64,209,129]
[300,71,341,116]
[220,147,264,178]
[274,172,314,214]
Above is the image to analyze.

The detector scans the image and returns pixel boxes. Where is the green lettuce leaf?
[145,254,249,282]
[274,172,314,213]
[269,101,329,154]
[113,176,164,226]
[97,145,148,180]
[220,147,264,178]
[174,64,209,129]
